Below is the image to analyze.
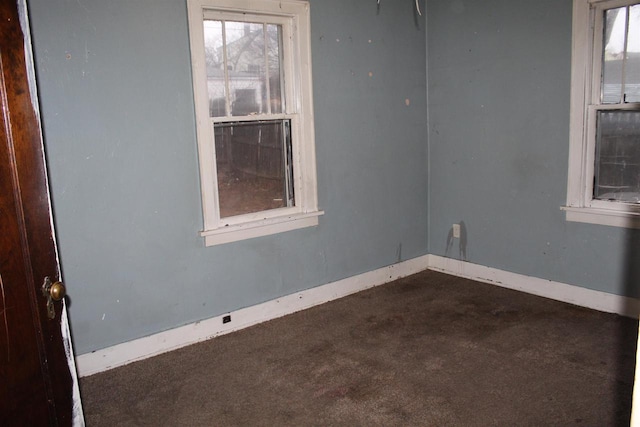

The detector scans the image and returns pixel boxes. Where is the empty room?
[3,0,640,424]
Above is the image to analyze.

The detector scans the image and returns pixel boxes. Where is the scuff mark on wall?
[445,221,468,261]
[459,221,467,260]
[445,228,453,256]
[396,243,403,263]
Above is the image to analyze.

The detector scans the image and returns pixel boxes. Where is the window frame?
[564,0,640,228]
[187,0,322,246]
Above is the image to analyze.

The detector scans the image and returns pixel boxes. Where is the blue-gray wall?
[29,0,640,356]
[427,0,640,299]
[27,0,428,354]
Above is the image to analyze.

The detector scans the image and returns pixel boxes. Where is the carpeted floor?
[80,270,638,426]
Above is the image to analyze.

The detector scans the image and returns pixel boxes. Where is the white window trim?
[187,0,322,246]
[564,0,640,228]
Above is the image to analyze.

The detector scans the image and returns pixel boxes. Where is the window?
[187,0,321,245]
[564,0,640,228]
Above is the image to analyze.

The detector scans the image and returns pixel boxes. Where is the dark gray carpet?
[80,270,638,426]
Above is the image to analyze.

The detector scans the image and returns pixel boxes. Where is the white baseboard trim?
[427,255,640,318]
[76,254,431,377]
[77,254,640,377]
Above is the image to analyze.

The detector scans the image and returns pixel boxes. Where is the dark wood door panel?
[0,121,50,422]
[0,0,75,424]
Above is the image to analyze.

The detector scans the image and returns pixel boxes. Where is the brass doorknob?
[42,277,65,319]
[49,281,66,301]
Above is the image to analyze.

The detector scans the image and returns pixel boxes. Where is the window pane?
[603,7,626,103]
[204,20,227,117]
[215,120,294,218]
[594,110,640,202]
[625,5,640,103]
[218,22,264,116]
[603,5,640,104]
[267,24,284,114]
[204,20,285,117]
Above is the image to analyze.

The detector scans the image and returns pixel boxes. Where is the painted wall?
[26,0,428,354]
[427,0,640,299]
[32,0,638,356]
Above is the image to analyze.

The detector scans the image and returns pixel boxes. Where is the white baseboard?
[76,254,640,377]
[76,255,431,377]
[427,255,640,318]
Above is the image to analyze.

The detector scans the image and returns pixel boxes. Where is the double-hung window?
[565,0,640,227]
[187,0,321,246]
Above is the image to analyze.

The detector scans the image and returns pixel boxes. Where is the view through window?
[593,3,640,203]
[188,0,320,245]
[204,19,293,218]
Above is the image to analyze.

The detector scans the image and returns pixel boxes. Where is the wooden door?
[0,0,79,424]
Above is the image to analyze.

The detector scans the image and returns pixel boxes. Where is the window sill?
[561,205,640,229]
[201,210,324,246]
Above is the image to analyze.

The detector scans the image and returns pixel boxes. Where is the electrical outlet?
[452,223,460,239]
